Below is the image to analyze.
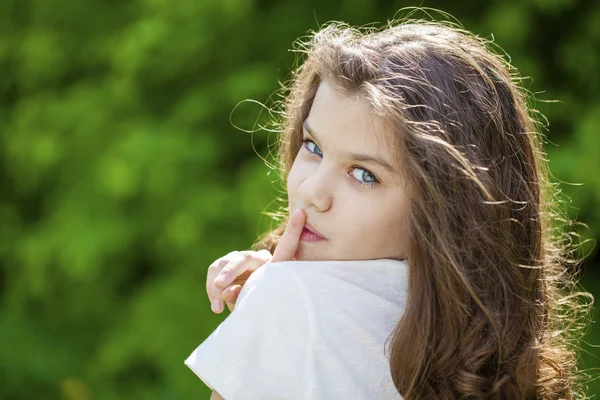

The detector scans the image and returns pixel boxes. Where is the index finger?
[271,208,306,262]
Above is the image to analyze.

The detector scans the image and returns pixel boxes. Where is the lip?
[303,222,326,240]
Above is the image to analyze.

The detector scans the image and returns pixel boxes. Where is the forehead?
[305,81,400,161]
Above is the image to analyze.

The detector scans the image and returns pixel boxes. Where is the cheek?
[286,162,299,197]
[375,202,410,253]
[286,157,305,202]
[346,199,410,256]
[287,153,316,190]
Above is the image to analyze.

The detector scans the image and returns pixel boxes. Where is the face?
[287,81,411,261]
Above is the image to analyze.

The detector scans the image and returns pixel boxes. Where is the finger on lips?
[208,207,304,313]
[271,208,306,262]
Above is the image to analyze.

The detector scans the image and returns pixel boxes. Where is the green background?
[0,0,598,399]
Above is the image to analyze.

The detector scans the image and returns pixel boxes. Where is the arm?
[210,391,225,400]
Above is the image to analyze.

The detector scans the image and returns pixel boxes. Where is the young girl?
[187,16,593,399]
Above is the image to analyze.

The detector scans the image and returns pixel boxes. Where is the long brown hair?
[252,16,594,399]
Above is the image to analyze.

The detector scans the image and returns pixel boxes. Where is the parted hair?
[252,16,593,399]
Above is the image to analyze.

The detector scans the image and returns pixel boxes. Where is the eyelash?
[301,139,380,188]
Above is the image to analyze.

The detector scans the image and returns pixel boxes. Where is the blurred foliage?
[0,0,598,399]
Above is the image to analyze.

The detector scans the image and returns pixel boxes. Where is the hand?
[206,249,272,314]
[206,208,306,314]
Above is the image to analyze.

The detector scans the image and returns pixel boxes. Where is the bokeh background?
[0,0,599,399]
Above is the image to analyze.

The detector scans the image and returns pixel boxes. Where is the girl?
[187,15,594,399]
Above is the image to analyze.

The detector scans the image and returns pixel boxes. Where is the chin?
[293,247,320,261]
[295,248,341,262]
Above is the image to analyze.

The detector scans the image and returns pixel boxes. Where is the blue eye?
[304,140,322,156]
[351,168,378,185]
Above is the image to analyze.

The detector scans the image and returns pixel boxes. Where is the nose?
[296,164,333,212]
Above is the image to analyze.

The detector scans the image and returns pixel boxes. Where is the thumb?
[271,208,306,262]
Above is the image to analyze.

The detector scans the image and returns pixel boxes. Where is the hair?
[251,14,594,400]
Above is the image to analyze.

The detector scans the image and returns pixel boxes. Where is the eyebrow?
[302,120,396,173]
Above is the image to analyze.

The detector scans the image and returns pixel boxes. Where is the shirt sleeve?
[184,263,314,400]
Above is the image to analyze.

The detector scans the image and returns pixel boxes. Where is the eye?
[350,167,378,186]
[303,140,323,157]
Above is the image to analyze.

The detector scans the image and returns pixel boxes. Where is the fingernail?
[211,298,221,313]
[293,200,305,211]
[214,274,226,284]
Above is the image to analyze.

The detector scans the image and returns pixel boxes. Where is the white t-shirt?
[185,259,408,400]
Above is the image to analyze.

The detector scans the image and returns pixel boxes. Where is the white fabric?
[185,259,408,400]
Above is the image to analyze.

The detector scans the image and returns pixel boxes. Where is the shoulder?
[185,261,314,399]
[235,261,310,313]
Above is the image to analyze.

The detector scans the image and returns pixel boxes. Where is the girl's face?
[287,81,411,261]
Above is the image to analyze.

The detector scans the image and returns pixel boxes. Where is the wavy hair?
[252,16,594,399]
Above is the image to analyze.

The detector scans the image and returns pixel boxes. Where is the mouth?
[301,222,326,242]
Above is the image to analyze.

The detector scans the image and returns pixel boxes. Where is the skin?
[207,209,306,314]
[210,391,224,400]
[207,81,412,313]
[208,209,306,400]
[205,81,412,398]
[287,80,411,261]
